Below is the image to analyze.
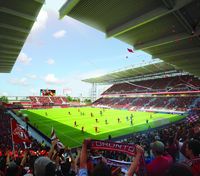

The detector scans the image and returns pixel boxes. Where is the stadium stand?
[102,75,200,95]
[29,96,67,105]
[1,0,200,175]
[2,67,200,176]
[0,103,200,176]
[93,96,200,111]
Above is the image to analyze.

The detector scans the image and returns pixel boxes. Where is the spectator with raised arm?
[127,145,144,176]
[78,139,111,176]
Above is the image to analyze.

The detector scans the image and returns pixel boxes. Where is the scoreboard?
[40,89,56,96]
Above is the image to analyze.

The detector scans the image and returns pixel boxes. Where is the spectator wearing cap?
[34,157,56,176]
[146,141,173,176]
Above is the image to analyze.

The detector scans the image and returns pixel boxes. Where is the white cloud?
[41,70,109,97]
[27,9,48,45]
[14,67,23,72]
[45,0,66,11]
[53,30,66,38]
[46,58,55,65]
[0,92,8,96]
[31,9,48,32]
[9,77,28,86]
[27,74,37,79]
[44,74,65,85]
[17,52,32,64]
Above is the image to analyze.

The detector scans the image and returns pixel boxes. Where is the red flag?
[11,119,30,144]
[127,48,134,53]
[51,127,64,149]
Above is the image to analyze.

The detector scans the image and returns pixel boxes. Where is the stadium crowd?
[94,96,200,111]
[0,105,200,176]
[102,76,200,95]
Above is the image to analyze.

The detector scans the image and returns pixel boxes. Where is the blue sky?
[0,0,152,97]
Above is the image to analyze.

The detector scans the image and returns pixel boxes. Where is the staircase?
[35,97,39,103]
[189,97,200,108]
[49,97,53,103]
[165,97,176,109]
[144,97,156,108]
[131,98,139,105]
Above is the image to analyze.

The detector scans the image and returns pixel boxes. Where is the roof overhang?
[82,60,188,84]
[60,0,200,77]
[0,0,45,73]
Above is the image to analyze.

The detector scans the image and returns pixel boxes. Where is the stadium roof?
[0,0,44,73]
[82,60,187,84]
[60,0,200,77]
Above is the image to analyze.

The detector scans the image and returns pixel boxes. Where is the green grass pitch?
[22,107,186,148]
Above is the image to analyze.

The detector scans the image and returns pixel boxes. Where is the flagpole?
[10,118,15,153]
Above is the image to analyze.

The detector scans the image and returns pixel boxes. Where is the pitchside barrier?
[151,118,170,128]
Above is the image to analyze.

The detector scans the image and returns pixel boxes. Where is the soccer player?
[118,117,120,123]
[105,117,108,124]
[81,126,84,133]
[126,116,129,121]
[68,112,71,115]
[45,112,48,116]
[131,114,134,119]
[146,119,149,124]
[95,126,98,133]
[91,112,93,117]
[95,118,98,123]
[130,119,133,126]
[100,110,103,116]
[74,121,77,127]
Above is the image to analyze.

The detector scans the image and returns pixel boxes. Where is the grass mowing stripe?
[22,107,186,147]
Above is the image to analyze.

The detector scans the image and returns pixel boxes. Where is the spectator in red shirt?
[146,141,173,176]
[183,139,200,176]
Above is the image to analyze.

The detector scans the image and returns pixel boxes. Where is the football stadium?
[0,0,200,176]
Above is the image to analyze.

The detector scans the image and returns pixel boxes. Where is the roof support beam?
[0,63,15,66]
[0,35,24,43]
[170,57,200,64]
[106,0,194,38]
[0,57,16,60]
[0,23,29,33]
[0,53,18,57]
[0,71,10,73]
[0,7,35,21]
[0,50,19,55]
[155,47,200,58]
[0,43,22,50]
[134,28,200,50]
[59,0,81,19]
[173,10,194,34]
[0,66,12,68]
[179,65,200,69]
[34,0,45,4]
[141,66,155,74]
